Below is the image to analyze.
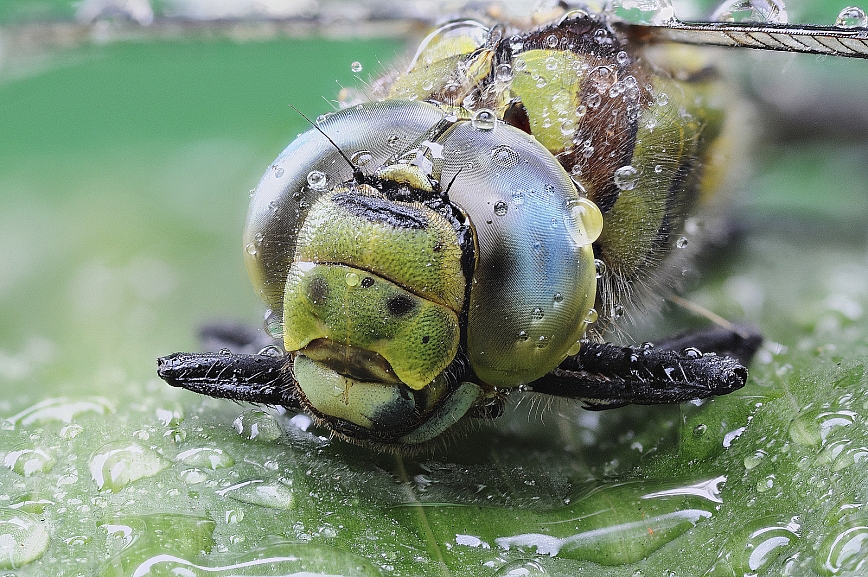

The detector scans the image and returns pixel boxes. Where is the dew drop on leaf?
[89,442,170,492]
[0,510,50,569]
[233,409,283,442]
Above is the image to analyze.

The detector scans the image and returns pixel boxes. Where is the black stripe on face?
[332,192,428,230]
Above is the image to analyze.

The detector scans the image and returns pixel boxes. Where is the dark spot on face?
[361,276,375,288]
[308,276,329,305]
[421,335,430,344]
[386,295,415,316]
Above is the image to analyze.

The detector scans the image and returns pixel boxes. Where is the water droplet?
[63,534,91,546]
[118,540,380,575]
[595,258,607,278]
[609,0,677,25]
[593,27,610,44]
[536,335,550,349]
[344,272,361,287]
[611,303,625,319]
[0,509,50,568]
[832,444,868,472]
[656,92,669,106]
[491,144,519,168]
[245,242,258,257]
[8,494,53,514]
[264,308,284,339]
[693,423,708,437]
[4,448,55,477]
[706,515,800,576]
[89,442,170,492]
[588,65,615,94]
[98,513,215,570]
[532,307,545,320]
[472,109,497,131]
[59,423,83,440]
[493,201,509,216]
[258,344,283,358]
[553,292,563,304]
[711,0,788,23]
[545,34,559,48]
[675,236,689,248]
[744,449,767,470]
[306,170,328,191]
[233,409,283,442]
[4,397,113,429]
[724,424,745,449]
[455,533,490,548]
[566,197,604,246]
[789,409,856,447]
[495,559,548,576]
[176,447,234,470]
[814,516,868,575]
[614,165,639,190]
[350,61,363,72]
[350,150,373,166]
[495,476,723,563]
[217,479,294,509]
[517,330,529,342]
[179,468,208,485]
[584,308,599,324]
[495,63,514,82]
[756,473,775,492]
[836,6,868,27]
[386,134,401,146]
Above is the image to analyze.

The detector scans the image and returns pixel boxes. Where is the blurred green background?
[1,1,868,576]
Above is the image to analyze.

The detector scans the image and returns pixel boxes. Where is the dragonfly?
[157,1,868,452]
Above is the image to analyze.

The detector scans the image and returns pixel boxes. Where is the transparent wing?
[620,20,868,58]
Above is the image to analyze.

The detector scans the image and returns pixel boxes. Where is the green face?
[280,183,477,445]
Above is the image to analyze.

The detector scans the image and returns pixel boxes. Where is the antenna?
[444,167,464,195]
[287,104,364,183]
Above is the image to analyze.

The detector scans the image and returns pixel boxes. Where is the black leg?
[528,325,761,410]
[157,351,300,409]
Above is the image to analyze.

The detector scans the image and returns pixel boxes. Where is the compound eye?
[438,120,601,387]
